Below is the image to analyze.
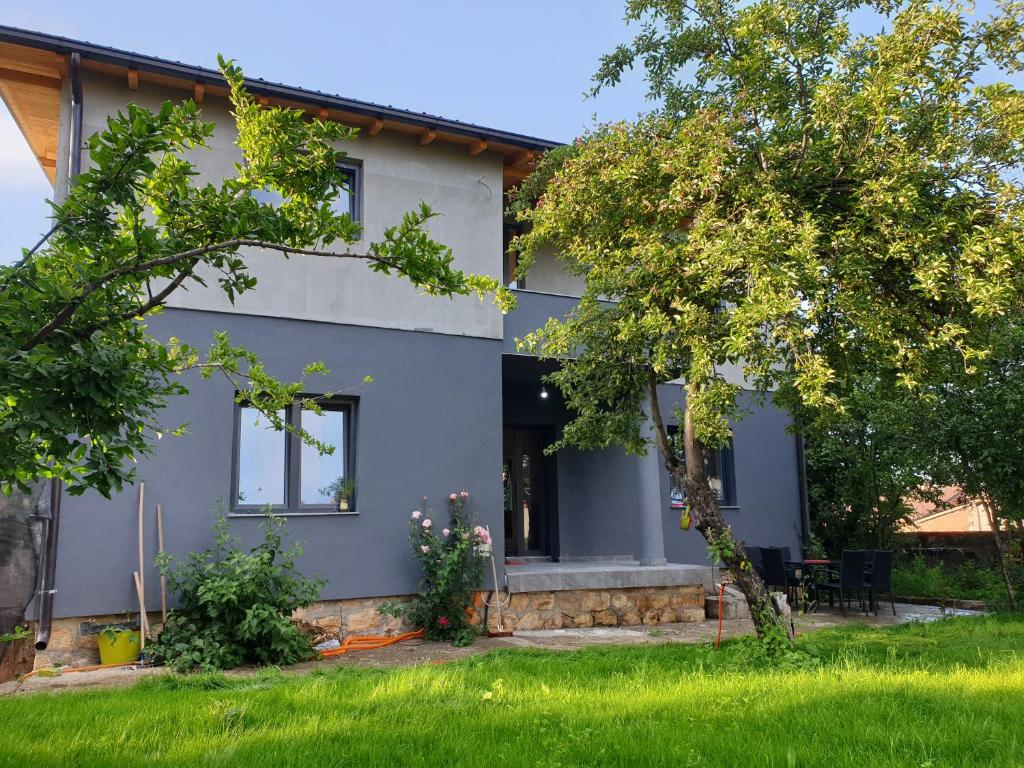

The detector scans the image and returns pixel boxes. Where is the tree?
[802,374,933,556]
[510,0,1024,639]
[0,58,506,498]
[914,325,1024,607]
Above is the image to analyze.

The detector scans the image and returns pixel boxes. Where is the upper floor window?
[667,428,737,508]
[251,162,361,223]
[503,222,525,289]
[234,397,356,513]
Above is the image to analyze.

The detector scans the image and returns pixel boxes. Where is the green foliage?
[0,624,29,644]
[803,375,934,555]
[319,476,355,504]
[0,56,509,498]
[510,0,1024,638]
[150,512,324,672]
[892,556,1024,608]
[382,492,488,646]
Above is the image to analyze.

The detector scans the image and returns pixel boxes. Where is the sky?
[0,0,1013,263]
[0,0,652,263]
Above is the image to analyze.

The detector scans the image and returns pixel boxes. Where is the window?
[503,223,525,289]
[234,398,355,512]
[331,164,360,222]
[667,427,737,508]
[251,163,361,222]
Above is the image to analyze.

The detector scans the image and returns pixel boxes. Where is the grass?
[892,557,1022,606]
[2,615,1023,767]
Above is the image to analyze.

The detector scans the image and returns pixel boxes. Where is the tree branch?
[16,239,406,353]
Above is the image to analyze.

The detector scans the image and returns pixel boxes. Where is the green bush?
[892,556,1022,607]
[150,513,325,672]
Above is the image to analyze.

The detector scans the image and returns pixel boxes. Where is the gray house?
[0,27,807,665]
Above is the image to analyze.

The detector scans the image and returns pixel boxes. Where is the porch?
[490,559,712,631]
[504,558,713,593]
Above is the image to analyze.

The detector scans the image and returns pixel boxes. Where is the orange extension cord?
[716,581,726,649]
[19,660,141,681]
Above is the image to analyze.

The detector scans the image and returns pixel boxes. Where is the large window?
[667,427,737,509]
[234,398,355,513]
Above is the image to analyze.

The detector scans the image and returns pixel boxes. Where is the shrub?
[382,491,489,646]
[150,512,325,672]
[892,556,1024,608]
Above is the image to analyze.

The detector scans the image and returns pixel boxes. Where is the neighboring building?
[903,487,990,533]
[0,26,808,666]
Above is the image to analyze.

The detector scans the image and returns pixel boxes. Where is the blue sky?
[0,1,1011,263]
[0,0,651,263]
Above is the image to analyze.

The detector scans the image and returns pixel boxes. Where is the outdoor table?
[798,560,837,613]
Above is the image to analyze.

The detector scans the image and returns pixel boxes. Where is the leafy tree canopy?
[511,0,1024,636]
[0,57,508,497]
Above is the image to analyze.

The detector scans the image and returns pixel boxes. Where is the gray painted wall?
[657,388,804,564]
[53,309,503,618]
[501,358,803,564]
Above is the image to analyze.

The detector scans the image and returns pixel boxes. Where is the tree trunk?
[981,494,1018,609]
[647,376,791,640]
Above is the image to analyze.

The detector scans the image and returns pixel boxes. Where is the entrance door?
[503,428,550,556]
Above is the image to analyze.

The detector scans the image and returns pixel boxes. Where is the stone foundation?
[33,585,706,668]
[33,613,157,670]
[33,596,416,670]
[486,585,706,631]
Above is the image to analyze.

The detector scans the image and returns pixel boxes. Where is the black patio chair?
[761,547,802,601]
[867,550,896,616]
[817,549,869,616]
[745,546,766,581]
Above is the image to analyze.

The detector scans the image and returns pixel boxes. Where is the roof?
[0,25,559,184]
[905,486,972,522]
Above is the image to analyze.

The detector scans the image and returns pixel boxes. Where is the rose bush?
[381,491,488,646]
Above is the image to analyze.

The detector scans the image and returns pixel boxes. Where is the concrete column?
[637,397,668,566]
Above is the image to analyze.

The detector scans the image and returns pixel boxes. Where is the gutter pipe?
[34,52,80,651]
[33,479,62,651]
[795,433,812,555]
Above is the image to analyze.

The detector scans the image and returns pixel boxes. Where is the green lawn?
[2,615,1022,767]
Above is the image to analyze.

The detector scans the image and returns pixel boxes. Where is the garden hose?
[317,630,425,658]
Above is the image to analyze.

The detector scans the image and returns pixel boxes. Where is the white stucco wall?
[525,246,586,297]
[80,71,505,339]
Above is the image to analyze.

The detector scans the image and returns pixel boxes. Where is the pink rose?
[411,510,421,520]
[442,528,451,537]
[449,493,457,500]
[422,518,432,528]
[438,616,450,628]
[474,525,491,545]
[420,545,430,554]
[460,490,469,498]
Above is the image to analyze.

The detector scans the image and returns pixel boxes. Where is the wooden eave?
[0,30,553,189]
[0,41,64,184]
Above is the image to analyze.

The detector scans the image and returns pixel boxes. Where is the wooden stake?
[156,504,167,625]
[133,571,148,649]
[137,483,146,639]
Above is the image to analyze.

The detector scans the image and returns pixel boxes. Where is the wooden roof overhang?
[0,26,558,188]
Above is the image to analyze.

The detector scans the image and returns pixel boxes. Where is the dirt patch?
[0,638,34,683]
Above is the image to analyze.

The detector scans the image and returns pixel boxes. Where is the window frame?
[249,160,362,224]
[666,426,738,509]
[335,161,362,224]
[231,396,358,515]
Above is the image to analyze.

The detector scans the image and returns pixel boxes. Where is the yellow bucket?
[97,628,141,665]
